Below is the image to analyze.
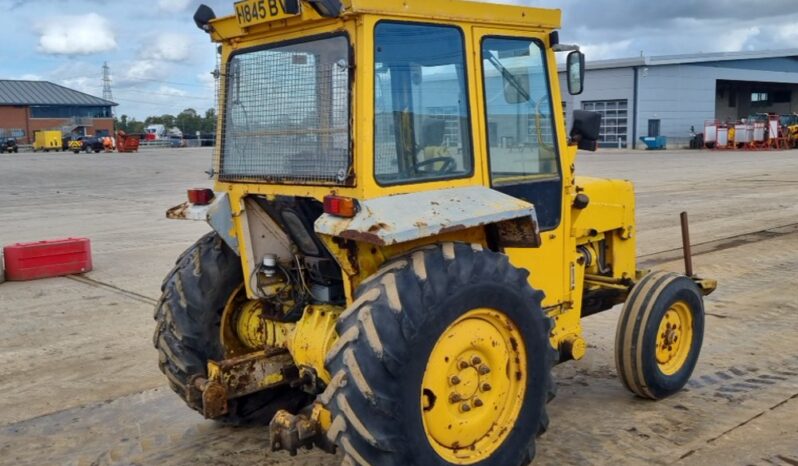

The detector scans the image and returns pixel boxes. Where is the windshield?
[220,35,351,184]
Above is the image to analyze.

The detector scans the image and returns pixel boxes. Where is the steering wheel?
[415,156,457,175]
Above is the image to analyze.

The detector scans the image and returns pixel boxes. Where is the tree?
[115,107,216,136]
[176,108,202,135]
[114,114,146,134]
[201,108,217,134]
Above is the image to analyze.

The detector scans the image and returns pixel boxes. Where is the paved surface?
[1,148,797,465]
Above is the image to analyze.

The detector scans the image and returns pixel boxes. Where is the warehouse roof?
[0,80,117,107]
[559,48,798,72]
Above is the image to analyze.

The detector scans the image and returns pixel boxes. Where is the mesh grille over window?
[220,35,351,184]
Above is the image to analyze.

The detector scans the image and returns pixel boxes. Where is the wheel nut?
[481,383,492,392]
[478,365,491,375]
[449,393,462,403]
[471,356,482,365]
[473,398,484,408]
[450,376,461,386]
[458,360,469,370]
[460,403,471,412]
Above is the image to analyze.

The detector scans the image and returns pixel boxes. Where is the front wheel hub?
[421,308,526,464]
[655,301,694,375]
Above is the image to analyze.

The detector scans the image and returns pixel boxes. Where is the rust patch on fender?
[166,202,190,219]
[439,224,467,235]
[367,222,389,233]
[339,230,387,246]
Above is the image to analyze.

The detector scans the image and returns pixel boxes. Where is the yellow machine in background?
[783,114,798,148]
[154,1,717,464]
[32,130,62,152]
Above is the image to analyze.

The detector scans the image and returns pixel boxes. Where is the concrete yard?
[1,147,797,466]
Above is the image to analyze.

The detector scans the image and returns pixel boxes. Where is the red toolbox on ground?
[3,238,92,281]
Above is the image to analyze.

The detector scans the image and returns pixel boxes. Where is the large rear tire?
[323,243,556,466]
[153,232,309,424]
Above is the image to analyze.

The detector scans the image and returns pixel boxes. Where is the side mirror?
[570,110,601,151]
[567,51,585,96]
[193,4,216,32]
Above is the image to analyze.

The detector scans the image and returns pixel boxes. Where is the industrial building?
[0,80,117,144]
[559,49,798,148]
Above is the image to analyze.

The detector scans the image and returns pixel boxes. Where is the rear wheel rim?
[420,308,526,464]
[655,301,694,375]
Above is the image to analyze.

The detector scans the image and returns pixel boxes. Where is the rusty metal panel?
[314,186,539,246]
[165,192,240,254]
[207,193,239,253]
[208,350,294,400]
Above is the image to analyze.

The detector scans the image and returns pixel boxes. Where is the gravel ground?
[0,147,797,465]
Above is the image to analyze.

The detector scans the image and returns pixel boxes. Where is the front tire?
[615,271,705,400]
[153,232,308,424]
[323,243,556,466]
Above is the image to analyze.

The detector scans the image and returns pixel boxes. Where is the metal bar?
[681,211,694,277]
[584,279,629,291]
[584,273,626,285]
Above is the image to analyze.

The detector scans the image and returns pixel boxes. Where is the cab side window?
[374,22,474,186]
[481,37,562,230]
[482,37,559,185]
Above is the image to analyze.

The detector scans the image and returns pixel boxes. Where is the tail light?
[188,188,215,205]
[323,195,358,218]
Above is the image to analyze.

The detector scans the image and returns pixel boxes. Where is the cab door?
[473,28,568,309]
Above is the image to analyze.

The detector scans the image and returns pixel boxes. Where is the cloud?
[488,0,798,61]
[580,39,633,61]
[36,13,117,55]
[139,33,193,63]
[158,0,193,12]
[59,76,98,95]
[157,85,188,97]
[16,73,43,81]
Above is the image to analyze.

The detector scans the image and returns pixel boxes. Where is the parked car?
[168,136,186,148]
[77,136,104,153]
[2,137,18,153]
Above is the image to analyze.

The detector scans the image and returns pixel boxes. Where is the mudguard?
[166,192,240,254]
[314,186,541,247]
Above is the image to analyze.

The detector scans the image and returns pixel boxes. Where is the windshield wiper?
[486,51,530,102]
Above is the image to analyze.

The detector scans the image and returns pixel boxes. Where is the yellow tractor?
[156,1,717,464]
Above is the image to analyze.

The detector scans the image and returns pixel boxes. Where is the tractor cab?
[154,2,714,465]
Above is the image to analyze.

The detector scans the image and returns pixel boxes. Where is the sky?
[2,0,797,120]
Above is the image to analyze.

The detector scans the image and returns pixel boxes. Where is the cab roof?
[208,0,562,42]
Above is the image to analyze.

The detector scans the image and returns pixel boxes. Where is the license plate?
[234,0,299,28]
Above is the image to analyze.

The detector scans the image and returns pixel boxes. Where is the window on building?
[751,92,769,105]
[29,106,112,118]
[581,99,628,147]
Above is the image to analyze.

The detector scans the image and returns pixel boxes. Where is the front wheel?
[323,243,556,466]
[615,271,705,400]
